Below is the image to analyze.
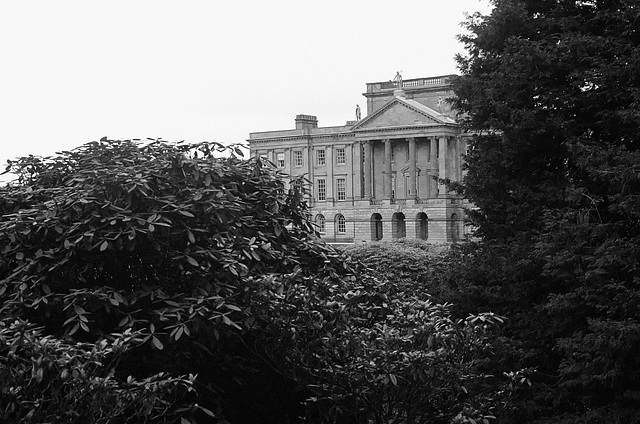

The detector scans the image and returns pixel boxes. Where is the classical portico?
[248,75,469,244]
[351,86,463,205]
[356,135,462,204]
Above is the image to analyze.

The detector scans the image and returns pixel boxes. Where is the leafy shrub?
[0,139,342,423]
[248,268,504,424]
[344,240,451,301]
[0,318,197,423]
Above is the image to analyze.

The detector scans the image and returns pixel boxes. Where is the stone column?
[429,137,437,198]
[364,141,372,198]
[438,136,447,196]
[430,137,437,168]
[452,137,460,182]
[384,139,392,198]
[408,137,416,197]
[326,145,334,201]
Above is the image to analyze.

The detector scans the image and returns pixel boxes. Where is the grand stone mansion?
[248,75,470,244]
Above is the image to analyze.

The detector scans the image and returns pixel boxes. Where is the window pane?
[317,179,326,201]
[276,153,285,168]
[336,215,346,234]
[317,149,325,165]
[336,148,346,164]
[336,178,346,201]
[316,214,325,233]
[294,151,303,167]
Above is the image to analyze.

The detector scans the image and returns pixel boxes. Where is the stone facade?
[248,75,470,244]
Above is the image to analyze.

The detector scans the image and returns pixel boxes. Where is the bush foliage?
[0,140,503,424]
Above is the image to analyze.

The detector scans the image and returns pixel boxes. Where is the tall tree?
[452,1,640,422]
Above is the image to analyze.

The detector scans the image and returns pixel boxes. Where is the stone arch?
[370,213,383,241]
[391,212,406,239]
[415,212,428,240]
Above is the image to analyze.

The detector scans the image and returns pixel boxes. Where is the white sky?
[0,0,491,182]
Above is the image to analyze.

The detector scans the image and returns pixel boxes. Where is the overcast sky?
[0,0,491,182]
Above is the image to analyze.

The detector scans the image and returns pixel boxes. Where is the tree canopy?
[452,1,640,422]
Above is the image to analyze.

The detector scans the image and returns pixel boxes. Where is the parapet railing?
[378,76,451,90]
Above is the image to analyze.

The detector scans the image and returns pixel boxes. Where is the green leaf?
[389,373,398,386]
[199,405,216,418]
[224,304,241,312]
[151,336,164,350]
[174,326,184,341]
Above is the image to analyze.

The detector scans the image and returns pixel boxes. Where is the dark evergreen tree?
[451,1,640,422]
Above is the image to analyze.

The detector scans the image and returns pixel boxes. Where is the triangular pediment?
[352,98,454,131]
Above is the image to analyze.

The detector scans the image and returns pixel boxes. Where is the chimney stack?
[295,114,318,130]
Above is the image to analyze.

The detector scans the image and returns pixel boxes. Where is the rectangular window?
[317,179,326,201]
[336,178,346,201]
[317,149,326,165]
[336,148,346,164]
[293,150,303,167]
[276,152,285,168]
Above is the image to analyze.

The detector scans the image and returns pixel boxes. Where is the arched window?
[371,213,383,241]
[335,214,346,234]
[391,212,406,239]
[415,212,428,240]
[315,214,326,234]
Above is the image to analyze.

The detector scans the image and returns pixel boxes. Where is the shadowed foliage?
[450,1,640,422]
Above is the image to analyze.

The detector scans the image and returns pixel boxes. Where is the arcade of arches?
[314,212,460,242]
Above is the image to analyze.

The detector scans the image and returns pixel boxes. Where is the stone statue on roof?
[355,104,361,121]
[393,71,403,88]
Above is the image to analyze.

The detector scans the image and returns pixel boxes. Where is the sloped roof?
[351,96,456,132]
